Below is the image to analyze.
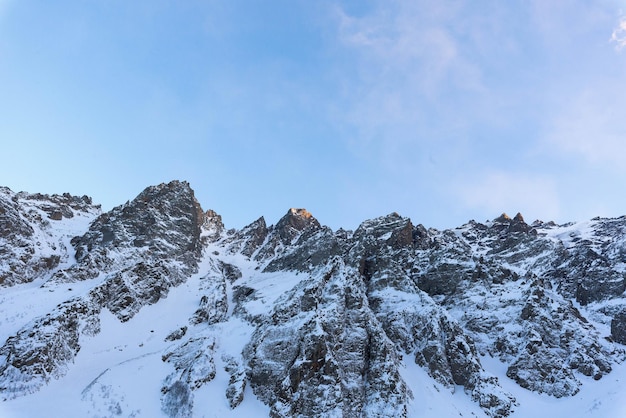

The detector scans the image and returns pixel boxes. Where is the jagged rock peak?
[494,213,512,223]
[493,212,526,223]
[289,207,312,217]
[349,212,415,253]
[281,208,318,227]
[491,212,533,234]
[2,186,98,221]
[202,209,224,241]
[509,212,533,234]
[275,208,321,242]
[133,180,199,207]
[354,212,411,237]
[224,216,269,257]
[73,180,206,262]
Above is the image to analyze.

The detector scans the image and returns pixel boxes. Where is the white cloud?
[455,171,561,223]
[336,2,468,92]
[328,0,626,226]
[546,83,626,168]
[332,0,488,151]
[611,16,626,50]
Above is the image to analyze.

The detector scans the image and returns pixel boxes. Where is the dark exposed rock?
[93,262,176,322]
[416,262,468,296]
[0,181,211,399]
[162,336,217,389]
[47,180,205,287]
[352,212,413,249]
[263,226,342,273]
[504,278,612,397]
[224,216,268,257]
[494,213,512,223]
[347,213,515,417]
[275,208,321,244]
[412,216,622,403]
[190,262,229,325]
[611,310,626,344]
[218,260,242,283]
[165,327,188,342]
[221,354,246,409]
[202,209,224,242]
[412,223,431,249]
[70,180,204,268]
[491,212,534,235]
[161,336,217,417]
[0,296,101,399]
[244,259,409,418]
[546,217,626,305]
[509,213,533,234]
[551,248,625,305]
[0,187,100,287]
[254,208,322,262]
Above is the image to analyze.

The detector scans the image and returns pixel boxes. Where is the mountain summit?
[1,181,626,417]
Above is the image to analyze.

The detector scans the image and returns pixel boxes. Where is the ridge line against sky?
[1,0,626,230]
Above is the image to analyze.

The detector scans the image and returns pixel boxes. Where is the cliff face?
[1,181,626,417]
[0,187,100,287]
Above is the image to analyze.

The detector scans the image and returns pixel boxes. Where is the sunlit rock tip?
[494,213,512,222]
[287,207,313,218]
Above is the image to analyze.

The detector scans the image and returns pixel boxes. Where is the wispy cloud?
[336,2,474,94]
[611,16,626,50]
[546,83,626,168]
[455,171,561,223]
[331,1,626,226]
[332,0,488,152]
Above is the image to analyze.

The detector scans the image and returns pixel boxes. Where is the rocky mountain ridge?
[1,181,626,417]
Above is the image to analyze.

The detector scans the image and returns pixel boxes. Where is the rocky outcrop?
[244,258,409,418]
[59,180,204,283]
[547,218,626,305]
[254,208,322,263]
[190,260,231,325]
[223,217,268,258]
[413,217,623,400]
[0,181,209,399]
[240,213,515,417]
[0,295,101,400]
[348,213,515,417]
[611,309,626,344]
[0,187,100,287]
[161,335,217,417]
[91,261,179,322]
[4,182,626,417]
[202,209,224,242]
[505,277,612,396]
[223,354,246,409]
[263,225,342,273]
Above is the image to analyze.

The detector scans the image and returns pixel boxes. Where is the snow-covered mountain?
[2,180,626,417]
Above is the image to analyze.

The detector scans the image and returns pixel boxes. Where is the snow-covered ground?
[0,247,284,417]
[481,354,626,418]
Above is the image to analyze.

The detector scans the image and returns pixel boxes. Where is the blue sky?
[1,0,626,230]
